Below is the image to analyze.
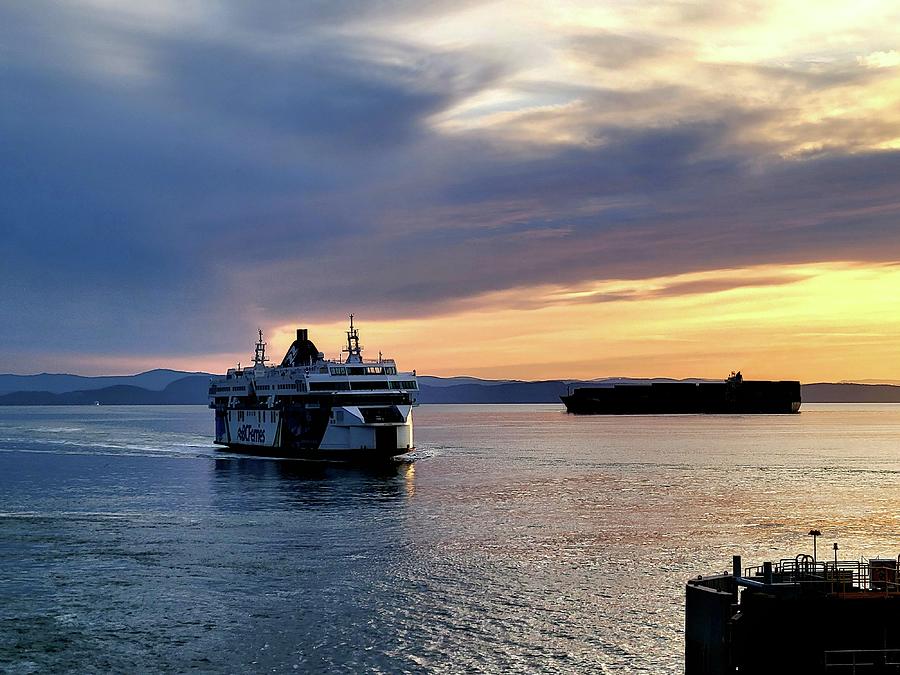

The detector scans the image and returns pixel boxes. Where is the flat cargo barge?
[561,372,800,414]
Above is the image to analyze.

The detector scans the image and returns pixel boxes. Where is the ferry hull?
[214,404,414,460]
[215,443,413,461]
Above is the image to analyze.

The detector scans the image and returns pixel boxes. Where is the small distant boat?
[93,400,100,406]
[561,371,801,414]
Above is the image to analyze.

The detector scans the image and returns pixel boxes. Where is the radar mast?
[253,329,269,366]
[343,314,362,363]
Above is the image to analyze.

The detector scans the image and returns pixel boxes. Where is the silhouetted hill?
[419,381,900,404]
[0,376,211,405]
[0,374,898,405]
[157,375,211,404]
[418,381,569,403]
[0,385,157,405]
[802,383,900,403]
[417,375,514,388]
[0,369,211,395]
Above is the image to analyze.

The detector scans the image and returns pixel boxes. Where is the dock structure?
[686,553,900,674]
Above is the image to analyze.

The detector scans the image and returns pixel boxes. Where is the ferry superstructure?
[208,316,417,459]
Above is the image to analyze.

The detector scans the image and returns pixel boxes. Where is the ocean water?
[1,403,899,673]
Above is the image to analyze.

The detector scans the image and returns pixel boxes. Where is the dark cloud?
[247,127,900,321]
[646,274,810,298]
[519,273,810,309]
[0,2,504,358]
[152,37,502,151]
[222,0,489,30]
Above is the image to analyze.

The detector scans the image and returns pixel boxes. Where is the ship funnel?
[281,328,318,367]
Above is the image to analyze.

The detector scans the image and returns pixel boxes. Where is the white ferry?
[209,316,417,459]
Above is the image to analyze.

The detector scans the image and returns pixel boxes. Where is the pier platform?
[686,553,900,673]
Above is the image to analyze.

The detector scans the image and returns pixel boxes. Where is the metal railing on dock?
[824,648,900,672]
[742,556,900,594]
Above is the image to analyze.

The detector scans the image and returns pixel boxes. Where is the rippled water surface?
[2,404,900,672]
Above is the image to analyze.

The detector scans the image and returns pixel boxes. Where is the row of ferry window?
[309,380,417,391]
[329,366,397,376]
[226,366,399,380]
[213,384,302,393]
[215,380,416,394]
[227,369,301,379]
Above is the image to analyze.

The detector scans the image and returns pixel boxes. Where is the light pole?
[808,529,822,564]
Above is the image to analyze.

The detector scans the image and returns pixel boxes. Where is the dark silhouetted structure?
[686,553,900,674]
[562,373,801,414]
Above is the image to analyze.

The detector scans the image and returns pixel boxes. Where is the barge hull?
[562,380,801,414]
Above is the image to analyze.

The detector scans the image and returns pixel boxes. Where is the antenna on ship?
[343,314,362,363]
[253,328,269,366]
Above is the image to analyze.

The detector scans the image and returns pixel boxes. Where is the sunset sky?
[3,1,900,380]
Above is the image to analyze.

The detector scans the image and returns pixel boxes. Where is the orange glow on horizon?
[264,261,900,383]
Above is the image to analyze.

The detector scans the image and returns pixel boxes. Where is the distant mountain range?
[801,383,900,403]
[0,369,208,395]
[0,375,212,405]
[0,371,898,405]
